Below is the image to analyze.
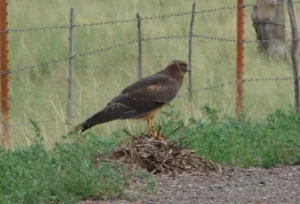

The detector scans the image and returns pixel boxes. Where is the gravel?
[83,165,300,204]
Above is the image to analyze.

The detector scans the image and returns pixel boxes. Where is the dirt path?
[83,165,300,204]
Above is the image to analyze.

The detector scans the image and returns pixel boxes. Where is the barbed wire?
[2,0,300,34]
[0,35,190,75]
[0,12,193,34]
[178,76,297,98]
[2,31,298,75]
[193,34,299,43]
[141,12,192,21]
[0,56,71,75]
[0,0,299,74]
[0,25,69,34]
[178,80,238,98]
[8,76,298,127]
[2,1,300,132]
[77,40,138,58]
[0,19,139,34]
[193,34,237,43]
[245,37,300,43]
[0,40,139,75]
[73,18,136,28]
[142,34,189,42]
[196,5,237,14]
[244,76,296,82]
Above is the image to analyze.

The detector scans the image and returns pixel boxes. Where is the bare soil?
[83,165,300,204]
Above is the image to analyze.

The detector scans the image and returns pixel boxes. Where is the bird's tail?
[74,104,135,133]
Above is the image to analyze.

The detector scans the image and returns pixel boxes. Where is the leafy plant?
[0,121,143,203]
[175,106,300,168]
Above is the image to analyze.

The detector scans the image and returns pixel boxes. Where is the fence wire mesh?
[2,0,300,128]
[8,75,298,127]
[0,56,70,75]
[178,76,298,98]
[3,34,298,76]
[2,0,300,34]
[1,40,139,75]
[1,35,190,75]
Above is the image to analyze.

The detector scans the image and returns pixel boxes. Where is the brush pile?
[92,131,222,175]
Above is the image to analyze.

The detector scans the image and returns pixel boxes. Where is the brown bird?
[75,60,188,137]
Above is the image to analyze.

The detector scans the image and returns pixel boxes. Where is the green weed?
[162,106,300,168]
[0,122,143,204]
[1,107,300,203]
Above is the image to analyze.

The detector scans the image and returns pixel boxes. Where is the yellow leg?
[147,118,151,131]
[147,117,157,138]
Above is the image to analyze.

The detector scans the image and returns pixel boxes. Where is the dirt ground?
[83,165,300,204]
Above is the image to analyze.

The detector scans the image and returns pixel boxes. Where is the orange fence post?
[0,0,9,150]
[236,0,244,119]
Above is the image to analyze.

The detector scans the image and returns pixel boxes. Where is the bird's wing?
[109,75,181,117]
[119,73,167,95]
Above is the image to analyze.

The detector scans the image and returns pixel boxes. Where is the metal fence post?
[236,0,244,119]
[287,0,300,112]
[136,13,143,79]
[67,8,74,121]
[0,0,9,150]
[188,2,196,100]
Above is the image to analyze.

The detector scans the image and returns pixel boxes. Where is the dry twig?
[92,129,222,175]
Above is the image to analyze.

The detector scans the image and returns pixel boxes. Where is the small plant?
[201,104,219,123]
[0,124,144,203]
[142,178,156,194]
[180,107,300,168]
[1,107,300,203]
[28,119,44,145]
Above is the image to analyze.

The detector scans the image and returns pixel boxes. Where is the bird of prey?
[75,59,188,138]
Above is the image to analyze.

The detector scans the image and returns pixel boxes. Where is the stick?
[67,8,75,121]
[287,0,300,111]
[188,2,196,100]
[136,13,143,79]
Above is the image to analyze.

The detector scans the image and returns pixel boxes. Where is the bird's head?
[167,60,188,74]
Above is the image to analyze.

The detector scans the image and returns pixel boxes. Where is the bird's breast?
[135,104,167,120]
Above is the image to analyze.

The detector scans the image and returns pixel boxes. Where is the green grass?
[1,107,300,203]
[6,0,300,148]
[162,105,300,168]
[0,120,151,204]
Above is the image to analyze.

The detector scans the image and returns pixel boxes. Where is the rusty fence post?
[0,0,9,150]
[188,2,196,100]
[136,13,143,79]
[67,8,74,121]
[236,0,245,119]
[287,0,300,112]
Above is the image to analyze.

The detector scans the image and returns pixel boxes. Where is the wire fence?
[0,1,299,136]
[1,33,299,75]
[2,1,300,34]
[179,76,298,96]
[6,75,298,128]
[1,1,299,75]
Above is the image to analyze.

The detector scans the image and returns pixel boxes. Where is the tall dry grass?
[6,0,299,148]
